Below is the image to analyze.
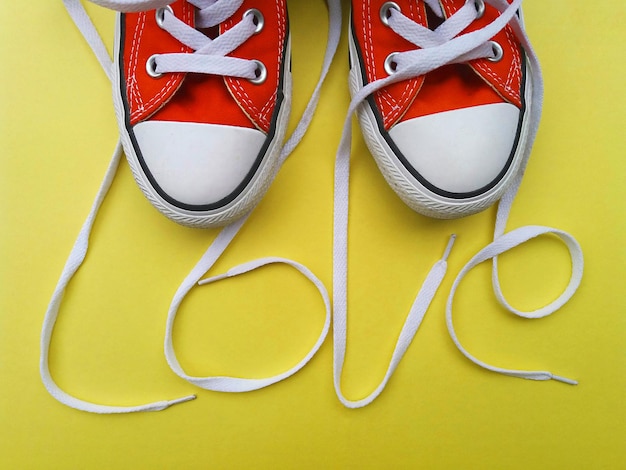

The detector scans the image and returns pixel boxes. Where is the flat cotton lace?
[41,0,342,413]
[332,0,583,408]
[42,0,583,414]
[148,0,264,80]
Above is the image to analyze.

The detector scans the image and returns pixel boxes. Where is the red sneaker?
[349,0,531,218]
[110,0,291,227]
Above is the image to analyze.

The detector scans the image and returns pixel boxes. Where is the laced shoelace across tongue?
[84,0,261,81]
[147,0,264,80]
[332,0,583,408]
[383,0,499,65]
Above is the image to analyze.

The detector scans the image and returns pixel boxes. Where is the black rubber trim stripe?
[118,13,289,212]
[350,13,527,200]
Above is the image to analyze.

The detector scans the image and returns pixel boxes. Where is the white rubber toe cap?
[388,103,521,195]
[132,121,266,207]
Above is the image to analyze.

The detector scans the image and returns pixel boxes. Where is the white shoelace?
[149,0,263,79]
[44,0,583,414]
[333,0,583,408]
[41,0,342,413]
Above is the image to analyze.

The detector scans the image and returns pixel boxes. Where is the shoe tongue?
[425,3,445,30]
[198,25,219,39]
[424,0,445,18]
[438,0,472,18]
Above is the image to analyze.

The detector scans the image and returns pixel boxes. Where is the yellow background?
[1,1,624,468]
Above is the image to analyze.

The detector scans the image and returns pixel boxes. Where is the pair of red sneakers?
[105,0,532,227]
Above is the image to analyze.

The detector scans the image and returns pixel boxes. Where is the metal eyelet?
[474,0,485,19]
[380,2,401,26]
[243,9,264,34]
[156,5,174,28]
[488,41,503,62]
[146,55,163,78]
[384,52,399,75]
[249,60,267,84]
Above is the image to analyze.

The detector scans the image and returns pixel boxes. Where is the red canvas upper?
[121,0,288,133]
[352,0,522,130]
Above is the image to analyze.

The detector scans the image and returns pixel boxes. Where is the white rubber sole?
[112,14,292,229]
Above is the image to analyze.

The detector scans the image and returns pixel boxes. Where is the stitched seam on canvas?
[474,32,520,103]
[380,92,398,128]
[257,0,284,125]
[473,32,519,101]
[504,27,521,95]
[228,0,284,131]
[363,2,376,83]
[127,13,146,114]
[128,7,190,122]
[380,2,422,127]
[441,0,520,104]
[365,2,396,120]
[259,92,277,127]
[473,25,521,102]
